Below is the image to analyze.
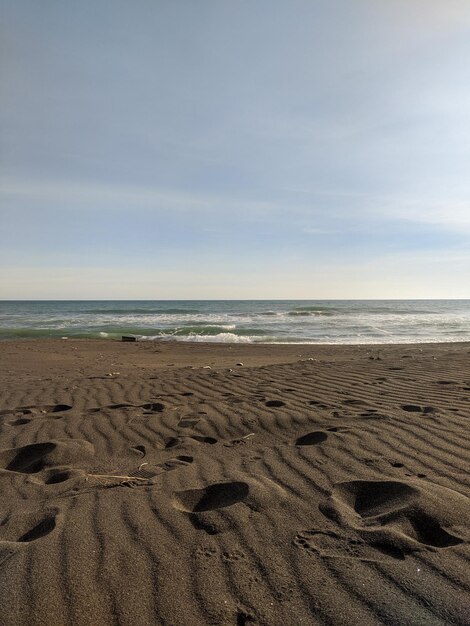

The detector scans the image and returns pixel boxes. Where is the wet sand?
[0,339,469,625]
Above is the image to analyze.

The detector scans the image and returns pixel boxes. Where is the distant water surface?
[0,300,469,344]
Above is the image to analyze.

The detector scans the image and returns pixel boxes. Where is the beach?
[0,339,469,625]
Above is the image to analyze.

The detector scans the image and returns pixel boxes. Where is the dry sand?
[0,339,469,625]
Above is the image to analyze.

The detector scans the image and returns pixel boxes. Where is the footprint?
[400,405,436,415]
[44,470,76,485]
[0,440,95,474]
[178,418,201,429]
[0,510,59,545]
[88,402,164,414]
[87,404,131,413]
[172,481,249,513]
[0,408,32,418]
[343,399,368,407]
[236,610,257,625]
[163,437,181,449]
[294,529,398,561]
[295,431,328,446]
[222,549,246,563]
[18,516,57,542]
[158,456,193,472]
[130,445,146,457]
[141,402,165,413]
[265,400,285,408]
[0,442,56,473]
[0,404,72,419]
[37,404,71,414]
[331,480,416,517]
[190,436,217,445]
[401,404,422,413]
[359,410,390,421]
[309,400,328,409]
[224,436,252,447]
[326,426,349,433]
[163,436,217,449]
[318,479,467,559]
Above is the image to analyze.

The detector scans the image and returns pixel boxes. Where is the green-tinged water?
[0,300,469,344]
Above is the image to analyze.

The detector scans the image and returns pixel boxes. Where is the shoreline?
[2,338,470,379]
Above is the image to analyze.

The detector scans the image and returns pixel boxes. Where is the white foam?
[141,332,263,343]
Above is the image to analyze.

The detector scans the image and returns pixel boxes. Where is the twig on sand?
[88,473,148,482]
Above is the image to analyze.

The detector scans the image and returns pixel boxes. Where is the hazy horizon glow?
[1,1,470,299]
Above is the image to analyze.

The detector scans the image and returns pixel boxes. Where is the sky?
[1,0,470,299]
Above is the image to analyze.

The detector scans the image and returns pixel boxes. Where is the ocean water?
[0,300,469,344]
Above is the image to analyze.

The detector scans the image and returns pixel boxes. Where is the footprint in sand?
[172,481,249,513]
[0,442,57,474]
[265,400,285,408]
[224,435,255,447]
[88,402,165,414]
[308,400,329,409]
[235,610,257,625]
[0,509,59,548]
[173,477,289,535]
[163,435,217,449]
[400,404,436,414]
[17,516,57,542]
[43,469,79,485]
[172,481,250,535]
[0,440,95,475]
[294,529,393,561]
[359,409,390,420]
[295,431,328,446]
[178,417,202,429]
[0,404,72,422]
[308,479,470,561]
[295,426,349,446]
[343,399,369,407]
[7,418,32,426]
[130,444,146,457]
[141,402,165,413]
[159,456,193,471]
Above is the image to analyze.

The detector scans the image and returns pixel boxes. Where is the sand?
[0,339,469,625]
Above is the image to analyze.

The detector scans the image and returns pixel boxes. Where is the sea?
[0,300,469,344]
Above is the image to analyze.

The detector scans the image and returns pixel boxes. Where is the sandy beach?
[0,339,469,625]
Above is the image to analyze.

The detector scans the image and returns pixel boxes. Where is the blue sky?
[1,0,470,299]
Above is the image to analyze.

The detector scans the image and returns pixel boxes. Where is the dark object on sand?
[121,335,136,342]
